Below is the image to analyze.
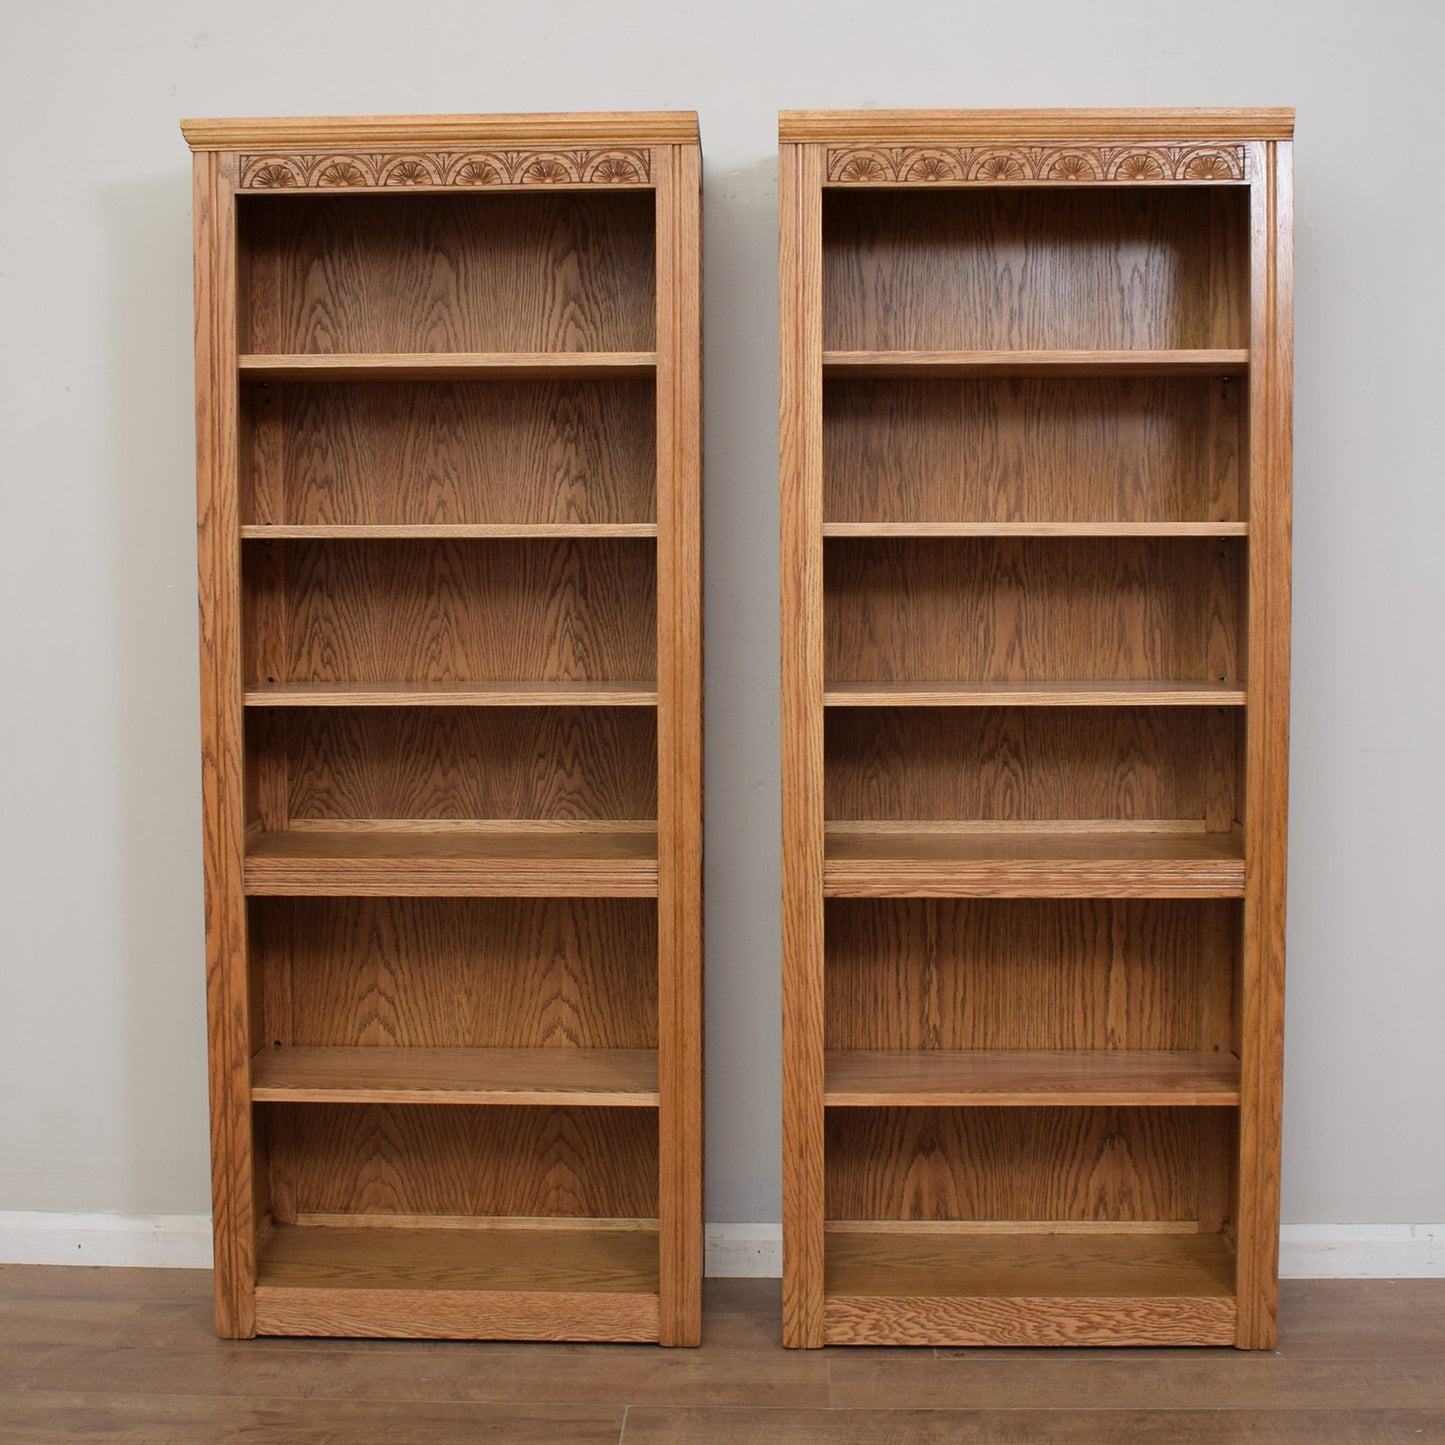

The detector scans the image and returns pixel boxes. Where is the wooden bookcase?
[183,113,702,1343]
[779,109,1293,1349]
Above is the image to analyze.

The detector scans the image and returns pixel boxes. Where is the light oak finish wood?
[781,109,1291,1349]
[780,108,1295,144]
[255,1225,660,1339]
[824,375,1243,526]
[243,538,656,686]
[822,190,1246,352]
[189,113,702,1342]
[780,139,829,1349]
[243,524,660,539]
[824,537,1242,683]
[823,825,1245,898]
[245,680,658,706]
[825,898,1236,1053]
[653,140,705,1347]
[244,824,659,896]
[239,353,657,379]
[825,681,1245,706]
[240,377,655,529]
[825,1106,1230,1224]
[823,1050,1240,1107]
[823,351,1248,377]
[241,192,655,354]
[823,1229,1235,1347]
[268,1103,658,1221]
[183,112,699,149]
[251,895,657,1050]
[251,1045,660,1106]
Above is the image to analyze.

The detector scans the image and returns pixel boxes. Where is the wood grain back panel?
[824,377,1243,524]
[241,192,655,353]
[823,188,1247,351]
[824,538,1241,683]
[824,706,1238,824]
[266,1103,658,1221]
[261,706,656,822]
[825,1106,1225,1223]
[242,380,655,527]
[252,896,657,1050]
[825,899,1236,1051]
[244,539,656,685]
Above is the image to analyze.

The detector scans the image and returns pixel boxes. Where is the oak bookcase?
[780,109,1293,1349]
[183,113,702,1343]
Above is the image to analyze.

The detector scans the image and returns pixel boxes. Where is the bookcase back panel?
[244,539,657,684]
[823,188,1247,352]
[263,1103,659,1221]
[825,899,1236,1052]
[242,380,656,527]
[241,192,656,354]
[824,377,1243,524]
[252,897,657,1050]
[824,707,1238,826]
[826,1106,1231,1224]
[256,707,657,823]
[825,538,1241,683]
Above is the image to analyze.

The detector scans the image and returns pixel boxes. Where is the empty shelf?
[242,523,659,540]
[821,522,1250,538]
[239,352,657,381]
[254,1222,660,1340]
[244,825,659,896]
[243,681,658,707]
[252,1045,660,1106]
[822,349,1249,378]
[824,1049,1240,1107]
[824,825,1245,897]
[822,1226,1236,1346]
[824,681,1246,707]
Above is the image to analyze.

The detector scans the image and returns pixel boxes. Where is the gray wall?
[2,0,1442,1230]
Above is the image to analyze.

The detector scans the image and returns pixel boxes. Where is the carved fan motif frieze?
[239,148,652,189]
[827,143,1246,183]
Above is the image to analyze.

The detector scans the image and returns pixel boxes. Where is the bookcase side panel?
[654,141,705,1347]
[780,140,828,1349]
[195,148,259,1338]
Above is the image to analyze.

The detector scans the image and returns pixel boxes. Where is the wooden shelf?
[822,1227,1236,1346]
[242,524,659,540]
[239,352,658,381]
[822,522,1249,538]
[243,681,659,707]
[243,825,659,897]
[254,1223,660,1340]
[824,1049,1240,1107]
[822,350,1249,378]
[824,681,1246,707]
[823,825,1245,897]
[252,1045,659,1107]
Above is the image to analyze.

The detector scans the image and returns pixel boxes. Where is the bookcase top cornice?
[181,111,700,151]
[779,108,1294,144]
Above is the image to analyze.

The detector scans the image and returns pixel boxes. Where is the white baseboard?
[2,1213,1440,1279]
[0,1212,214,1269]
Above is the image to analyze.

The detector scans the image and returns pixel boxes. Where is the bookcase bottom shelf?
[822,1228,1237,1347]
[254,1222,660,1340]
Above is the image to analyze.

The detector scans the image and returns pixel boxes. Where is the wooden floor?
[2,1268,1443,1442]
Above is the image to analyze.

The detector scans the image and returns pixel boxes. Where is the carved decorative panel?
[239,148,652,190]
[826,144,1246,184]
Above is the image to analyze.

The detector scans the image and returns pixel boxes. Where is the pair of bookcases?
[186,108,1292,1350]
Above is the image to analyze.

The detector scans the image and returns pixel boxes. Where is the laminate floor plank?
[1,1268,1443,1441]
[620,1407,1445,1444]
[0,1393,624,1445]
